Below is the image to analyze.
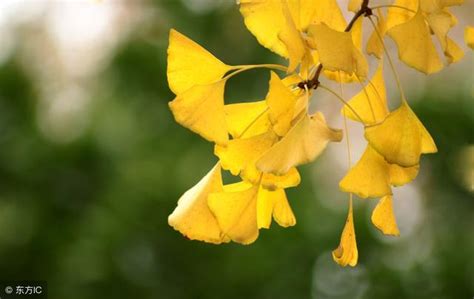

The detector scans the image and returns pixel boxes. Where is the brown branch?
[298,0,372,90]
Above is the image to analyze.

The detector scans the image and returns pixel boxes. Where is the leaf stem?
[355,75,376,123]
[319,84,365,125]
[224,64,287,81]
[367,16,406,102]
[370,4,416,14]
[231,64,288,72]
[237,107,269,138]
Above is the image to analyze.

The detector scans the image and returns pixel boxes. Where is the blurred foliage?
[0,1,472,299]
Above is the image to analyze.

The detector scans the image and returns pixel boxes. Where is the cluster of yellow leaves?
[166,0,471,266]
[385,0,465,73]
[167,29,343,245]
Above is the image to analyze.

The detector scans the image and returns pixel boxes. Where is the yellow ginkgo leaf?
[169,80,228,145]
[257,187,295,229]
[279,2,305,73]
[241,164,301,189]
[339,146,392,199]
[299,49,315,80]
[367,8,387,59]
[443,8,458,27]
[272,189,296,227]
[324,17,364,83]
[348,0,363,12]
[257,185,297,229]
[365,100,437,167]
[310,0,347,31]
[464,26,474,49]
[342,60,389,124]
[308,23,368,79]
[224,100,271,139]
[266,72,297,136]
[239,0,289,57]
[215,130,277,178]
[444,37,464,64]
[256,185,274,229]
[425,9,464,64]
[293,93,310,119]
[437,0,465,6]
[208,182,259,244]
[387,9,443,74]
[371,195,400,236]
[386,0,416,30]
[332,199,358,267]
[239,0,345,58]
[257,112,343,175]
[261,167,301,191]
[168,164,229,244]
[426,10,453,51]
[389,163,420,186]
[282,73,304,87]
[421,0,464,13]
[386,1,463,66]
[167,29,231,95]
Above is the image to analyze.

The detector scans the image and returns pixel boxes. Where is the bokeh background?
[0,1,472,298]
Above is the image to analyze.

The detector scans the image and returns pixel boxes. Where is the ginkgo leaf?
[309,0,347,31]
[386,1,463,67]
[342,60,389,124]
[339,146,392,199]
[371,195,400,236]
[208,182,259,244]
[261,167,301,191]
[387,9,443,74]
[386,0,416,30]
[169,80,228,145]
[443,8,458,27]
[421,0,464,13]
[257,112,343,175]
[257,187,295,229]
[168,164,229,244]
[266,72,297,136]
[282,73,304,86]
[239,0,290,57]
[426,9,464,63]
[348,0,363,12]
[332,199,358,267]
[365,100,437,167]
[257,185,296,229]
[340,145,419,193]
[444,37,464,64]
[293,92,310,119]
[256,186,275,229]
[367,9,387,58]
[299,49,314,79]
[214,130,277,178]
[224,101,271,138]
[279,1,305,73]
[426,10,453,51]
[324,17,364,83]
[239,0,347,69]
[272,189,296,227]
[308,23,368,78]
[389,163,419,186]
[465,26,474,49]
[167,29,231,95]
[437,0,465,6]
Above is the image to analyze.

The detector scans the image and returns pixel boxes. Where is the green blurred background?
[0,1,472,299]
